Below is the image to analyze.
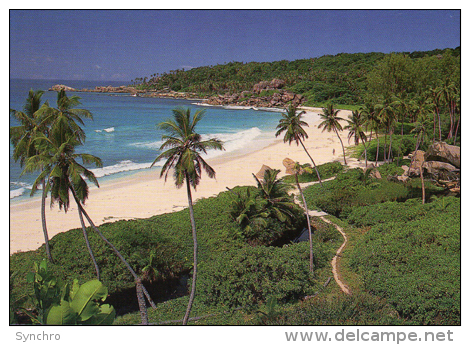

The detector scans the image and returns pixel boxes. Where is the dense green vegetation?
[302,167,445,218]
[11,46,460,326]
[282,161,343,183]
[132,47,459,107]
[11,161,460,325]
[349,197,460,325]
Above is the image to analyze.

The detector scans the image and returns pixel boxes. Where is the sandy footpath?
[10,107,358,254]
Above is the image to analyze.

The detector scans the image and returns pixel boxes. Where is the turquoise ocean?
[10,79,283,202]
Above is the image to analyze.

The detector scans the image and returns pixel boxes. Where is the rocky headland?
[49,78,305,108]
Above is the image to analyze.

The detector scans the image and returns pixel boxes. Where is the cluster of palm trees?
[12,80,458,325]
[10,89,157,324]
[229,169,299,245]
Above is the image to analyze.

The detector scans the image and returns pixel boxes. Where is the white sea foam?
[130,140,165,150]
[95,127,115,133]
[202,127,263,159]
[10,182,34,199]
[90,160,155,178]
[10,188,27,199]
[134,127,263,160]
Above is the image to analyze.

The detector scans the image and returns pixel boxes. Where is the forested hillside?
[132,47,460,106]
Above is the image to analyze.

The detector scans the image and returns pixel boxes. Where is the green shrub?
[376,163,405,178]
[302,168,409,218]
[264,293,407,325]
[357,135,424,162]
[349,197,460,325]
[282,161,343,184]
[228,182,306,246]
[10,189,244,300]
[198,242,327,309]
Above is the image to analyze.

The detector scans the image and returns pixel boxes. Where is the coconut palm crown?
[319,103,347,164]
[275,104,323,185]
[152,107,224,188]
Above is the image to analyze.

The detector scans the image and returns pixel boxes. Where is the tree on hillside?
[283,159,314,273]
[375,98,396,163]
[252,168,297,226]
[25,91,155,324]
[345,110,368,168]
[275,104,323,186]
[318,103,347,165]
[25,132,103,280]
[10,90,53,261]
[152,107,224,325]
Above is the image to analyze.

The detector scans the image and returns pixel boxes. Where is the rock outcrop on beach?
[397,142,460,194]
[204,78,305,108]
[49,84,77,92]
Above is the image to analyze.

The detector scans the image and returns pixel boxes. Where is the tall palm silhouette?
[345,110,368,168]
[319,103,347,165]
[152,107,224,325]
[375,98,396,163]
[275,104,323,186]
[25,132,102,279]
[10,90,53,261]
[27,112,155,324]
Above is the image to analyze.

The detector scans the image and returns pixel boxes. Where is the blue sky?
[9,9,461,82]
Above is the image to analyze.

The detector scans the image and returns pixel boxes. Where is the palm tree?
[391,94,412,136]
[25,132,103,280]
[39,89,93,145]
[318,103,347,165]
[427,87,443,142]
[375,98,396,162]
[252,168,296,225]
[360,103,381,166]
[345,111,368,168]
[283,159,314,273]
[439,80,459,140]
[275,104,323,186]
[27,131,155,324]
[10,89,53,261]
[152,107,224,325]
[229,188,269,236]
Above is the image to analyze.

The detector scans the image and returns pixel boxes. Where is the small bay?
[9,79,282,201]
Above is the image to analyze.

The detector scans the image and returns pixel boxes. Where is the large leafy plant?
[26,260,115,325]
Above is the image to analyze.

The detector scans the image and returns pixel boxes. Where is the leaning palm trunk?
[453,115,460,145]
[299,140,323,186]
[383,132,388,162]
[41,179,53,262]
[295,174,314,273]
[78,207,100,280]
[74,198,155,323]
[375,132,380,166]
[360,137,368,168]
[419,166,426,204]
[437,109,442,141]
[136,279,149,325]
[387,128,394,162]
[334,128,347,165]
[183,173,198,325]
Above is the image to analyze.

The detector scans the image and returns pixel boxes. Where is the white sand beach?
[10,107,359,254]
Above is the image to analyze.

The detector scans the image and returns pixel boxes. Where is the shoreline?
[10,107,356,255]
